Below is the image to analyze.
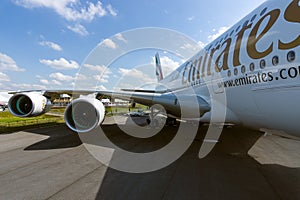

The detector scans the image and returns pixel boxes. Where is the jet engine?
[8,93,52,117]
[64,98,105,133]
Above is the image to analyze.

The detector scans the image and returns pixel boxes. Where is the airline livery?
[8,0,300,136]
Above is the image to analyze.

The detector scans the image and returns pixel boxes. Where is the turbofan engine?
[8,93,52,117]
[64,98,105,133]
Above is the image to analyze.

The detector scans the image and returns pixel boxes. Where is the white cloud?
[67,24,89,36]
[98,34,127,49]
[207,26,229,42]
[49,72,86,82]
[0,53,25,72]
[13,0,116,22]
[75,73,87,81]
[152,56,181,76]
[101,38,117,49]
[180,43,202,52]
[51,80,62,85]
[83,64,111,83]
[93,75,109,83]
[39,41,62,51]
[0,72,10,82]
[187,16,195,21]
[115,67,156,90]
[40,79,50,85]
[197,41,205,48]
[83,64,110,74]
[95,85,107,91]
[10,83,47,90]
[107,4,117,16]
[49,72,74,81]
[40,57,80,70]
[115,33,127,43]
[118,68,155,83]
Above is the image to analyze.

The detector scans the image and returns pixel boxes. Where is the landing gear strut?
[146,104,167,128]
[166,117,177,126]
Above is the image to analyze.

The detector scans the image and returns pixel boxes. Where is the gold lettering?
[279,0,300,49]
[207,45,220,76]
[196,56,203,80]
[201,52,209,77]
[284,0,300,23]
[192,60,198,81]
[233,24,252,66]
[247,9,280,59]
[182,65,188,84]
[215,38,232,72]
[188,63,193,82]
[279,36,300,49]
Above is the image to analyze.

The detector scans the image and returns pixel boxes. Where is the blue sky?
[0,0,265,91]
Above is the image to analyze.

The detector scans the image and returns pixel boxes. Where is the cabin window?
[207,45,212,51]
[287,51,295,62]
[234,68,238,76]
[272,56,279,66]
[224,34,229,39]
[241,65,246,74]
[227,70,232,77]
[260,59,266,69]
[251,14,257,22]
[235,25,241,32]
[182,66,188,83]
[250,63,255,72]
[243,20,249,27]
[260,7,267,16]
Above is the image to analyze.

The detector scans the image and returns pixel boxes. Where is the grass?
[0,104,148,133]
[105,104,148,115]
[48,107,66,114]
[0,111,64,134]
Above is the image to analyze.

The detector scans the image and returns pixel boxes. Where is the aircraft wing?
[8,89,211,132]
[9,89,158,104]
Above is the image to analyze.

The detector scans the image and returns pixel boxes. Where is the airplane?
[0,92,11,112]
[0,102,6,112]
[7,0,300,138]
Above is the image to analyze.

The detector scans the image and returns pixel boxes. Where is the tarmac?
[0,115,299,200]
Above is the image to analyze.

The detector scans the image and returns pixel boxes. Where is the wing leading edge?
[8,89,211,132]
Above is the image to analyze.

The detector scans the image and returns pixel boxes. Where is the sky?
[0,0,266,92]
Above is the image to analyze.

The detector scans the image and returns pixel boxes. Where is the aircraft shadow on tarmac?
[22,117,300,199]
[94,118,300,200]
[97,118,300,199]
[23,125,83,150]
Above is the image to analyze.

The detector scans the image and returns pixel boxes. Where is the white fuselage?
[161,0,300,136]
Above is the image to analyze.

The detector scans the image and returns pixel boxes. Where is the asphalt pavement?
[0,116,299,200]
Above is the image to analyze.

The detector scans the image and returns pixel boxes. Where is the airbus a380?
[8,0,300,137]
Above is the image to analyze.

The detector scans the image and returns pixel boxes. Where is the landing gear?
[166,117,177,126]
[0,106,5,112]
[146,104,167,128]
[145,104,178,128]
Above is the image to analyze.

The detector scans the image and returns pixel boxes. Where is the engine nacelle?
[8,93,52,117]
[64,98,105,133]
